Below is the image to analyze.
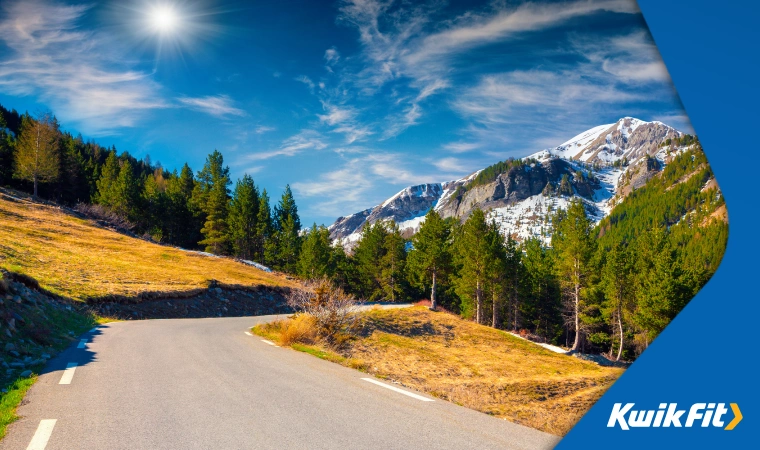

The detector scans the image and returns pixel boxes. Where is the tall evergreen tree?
[521,238,562,341]
[407,209,452,311]
[353,221,389,300]
[602,242,634,361]
[270,185,301,272]
[380,222,407,302]
[113,159,141,221]
[95,151,120,208]
[298,224,333,279]
[165,164,198,248]
[228,175,259,259]
[256,189,273,264]
[195,150,231,254]
[454,209,492,323]
[552,199,595,351]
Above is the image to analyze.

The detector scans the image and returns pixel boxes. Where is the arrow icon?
[725,403,742,430]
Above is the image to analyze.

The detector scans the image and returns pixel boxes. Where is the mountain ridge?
[329,117,688,246]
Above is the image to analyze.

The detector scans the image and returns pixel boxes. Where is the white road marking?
[89,327,98,333]
[26,419,56,450]
[244,331,253,336]
[361,378,434,402]
[77,339,87,349]
[58,363,78,385]
[261,339,279,347]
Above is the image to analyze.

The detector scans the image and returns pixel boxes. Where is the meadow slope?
[0,190,293,301]
[256,306,624,435]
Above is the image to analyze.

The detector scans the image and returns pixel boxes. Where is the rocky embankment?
[88,285,293,320]
[1,271,95,388]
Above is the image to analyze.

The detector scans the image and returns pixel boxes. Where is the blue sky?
[0,0,691,226]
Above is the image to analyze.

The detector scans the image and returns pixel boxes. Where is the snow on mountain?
[329,118,686,247]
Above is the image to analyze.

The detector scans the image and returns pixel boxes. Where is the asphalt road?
[1,315,560,450]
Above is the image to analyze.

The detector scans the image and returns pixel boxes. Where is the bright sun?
[150,6,178,33]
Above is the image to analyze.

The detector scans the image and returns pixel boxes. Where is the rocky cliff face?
[328,117,688,245]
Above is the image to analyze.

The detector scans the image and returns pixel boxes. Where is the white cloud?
[405,0,639,66]
[243,129,327,161]
[254,125,275,134]
[295,75,316,92]
[444,142,479,153]
[317,103,356,126]
[0,0,167,135]
[177,95,246,117]
[292,151,466,218]
[324,47,340,64]
[334,0,640,139]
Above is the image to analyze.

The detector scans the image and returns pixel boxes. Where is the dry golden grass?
[278,314,319,346]
[261,306,623,436]
[0,192,294,301]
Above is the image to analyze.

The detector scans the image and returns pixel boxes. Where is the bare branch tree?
[287,278,361,343]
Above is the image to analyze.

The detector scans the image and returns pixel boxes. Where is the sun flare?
[150,5,178,33]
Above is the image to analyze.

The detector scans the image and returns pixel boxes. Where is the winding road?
[1,315,559,449]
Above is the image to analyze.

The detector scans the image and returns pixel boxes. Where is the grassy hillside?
[255,306,623,436]
[0,190,293,302]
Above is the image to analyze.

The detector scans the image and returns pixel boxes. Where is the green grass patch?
[291,343,347,364]
[0,376,35,440]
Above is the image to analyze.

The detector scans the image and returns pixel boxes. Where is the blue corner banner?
[559,1,759,448]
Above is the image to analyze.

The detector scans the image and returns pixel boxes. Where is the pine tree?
[195,150,231,255]
[380,222,407,302]
[552,199,595,351]
[256,189,273,264]
[165,164,198,248]
[112,159,141,222]
[407,209,452,311]
[501,232,521,331]
[14,112,60,198]
[454,209,492,323]
[353,221,389,300]
[298,224,333,279]
[601,242,634,361]
[95,151,120,208]
[228,175,259,259]
[270,185,301,272]
[0,114,13,185]
[142,168,169,241]
[521,238,562,341]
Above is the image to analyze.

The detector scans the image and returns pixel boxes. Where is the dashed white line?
[244,331,253,336]
[77,339,87,349]
[26,419,56,450]
[89,327,99,333]
[361,378,434,402]
[58,363,78,385]
[261,339,279,347]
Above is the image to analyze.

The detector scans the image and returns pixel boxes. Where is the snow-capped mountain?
[329,118,686,246]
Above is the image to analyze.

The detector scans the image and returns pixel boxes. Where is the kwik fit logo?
[608,403,742,430]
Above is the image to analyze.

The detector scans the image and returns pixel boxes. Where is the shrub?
[286,277,361,344]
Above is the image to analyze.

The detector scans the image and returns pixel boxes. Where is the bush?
[286,277,361,344]
[279,314,318,346]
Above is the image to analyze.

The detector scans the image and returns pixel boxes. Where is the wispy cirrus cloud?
[177,94,246,117]
[242,129,327,161]
[333,0,641,139]
[0,0,168,135]
[293,150,471,218]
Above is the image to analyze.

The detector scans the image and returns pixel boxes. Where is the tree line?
[298,146,726,361]
[0,108,304,271]
[1,107,727,360]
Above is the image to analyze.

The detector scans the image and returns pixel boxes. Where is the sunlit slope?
[0,191,293,301]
